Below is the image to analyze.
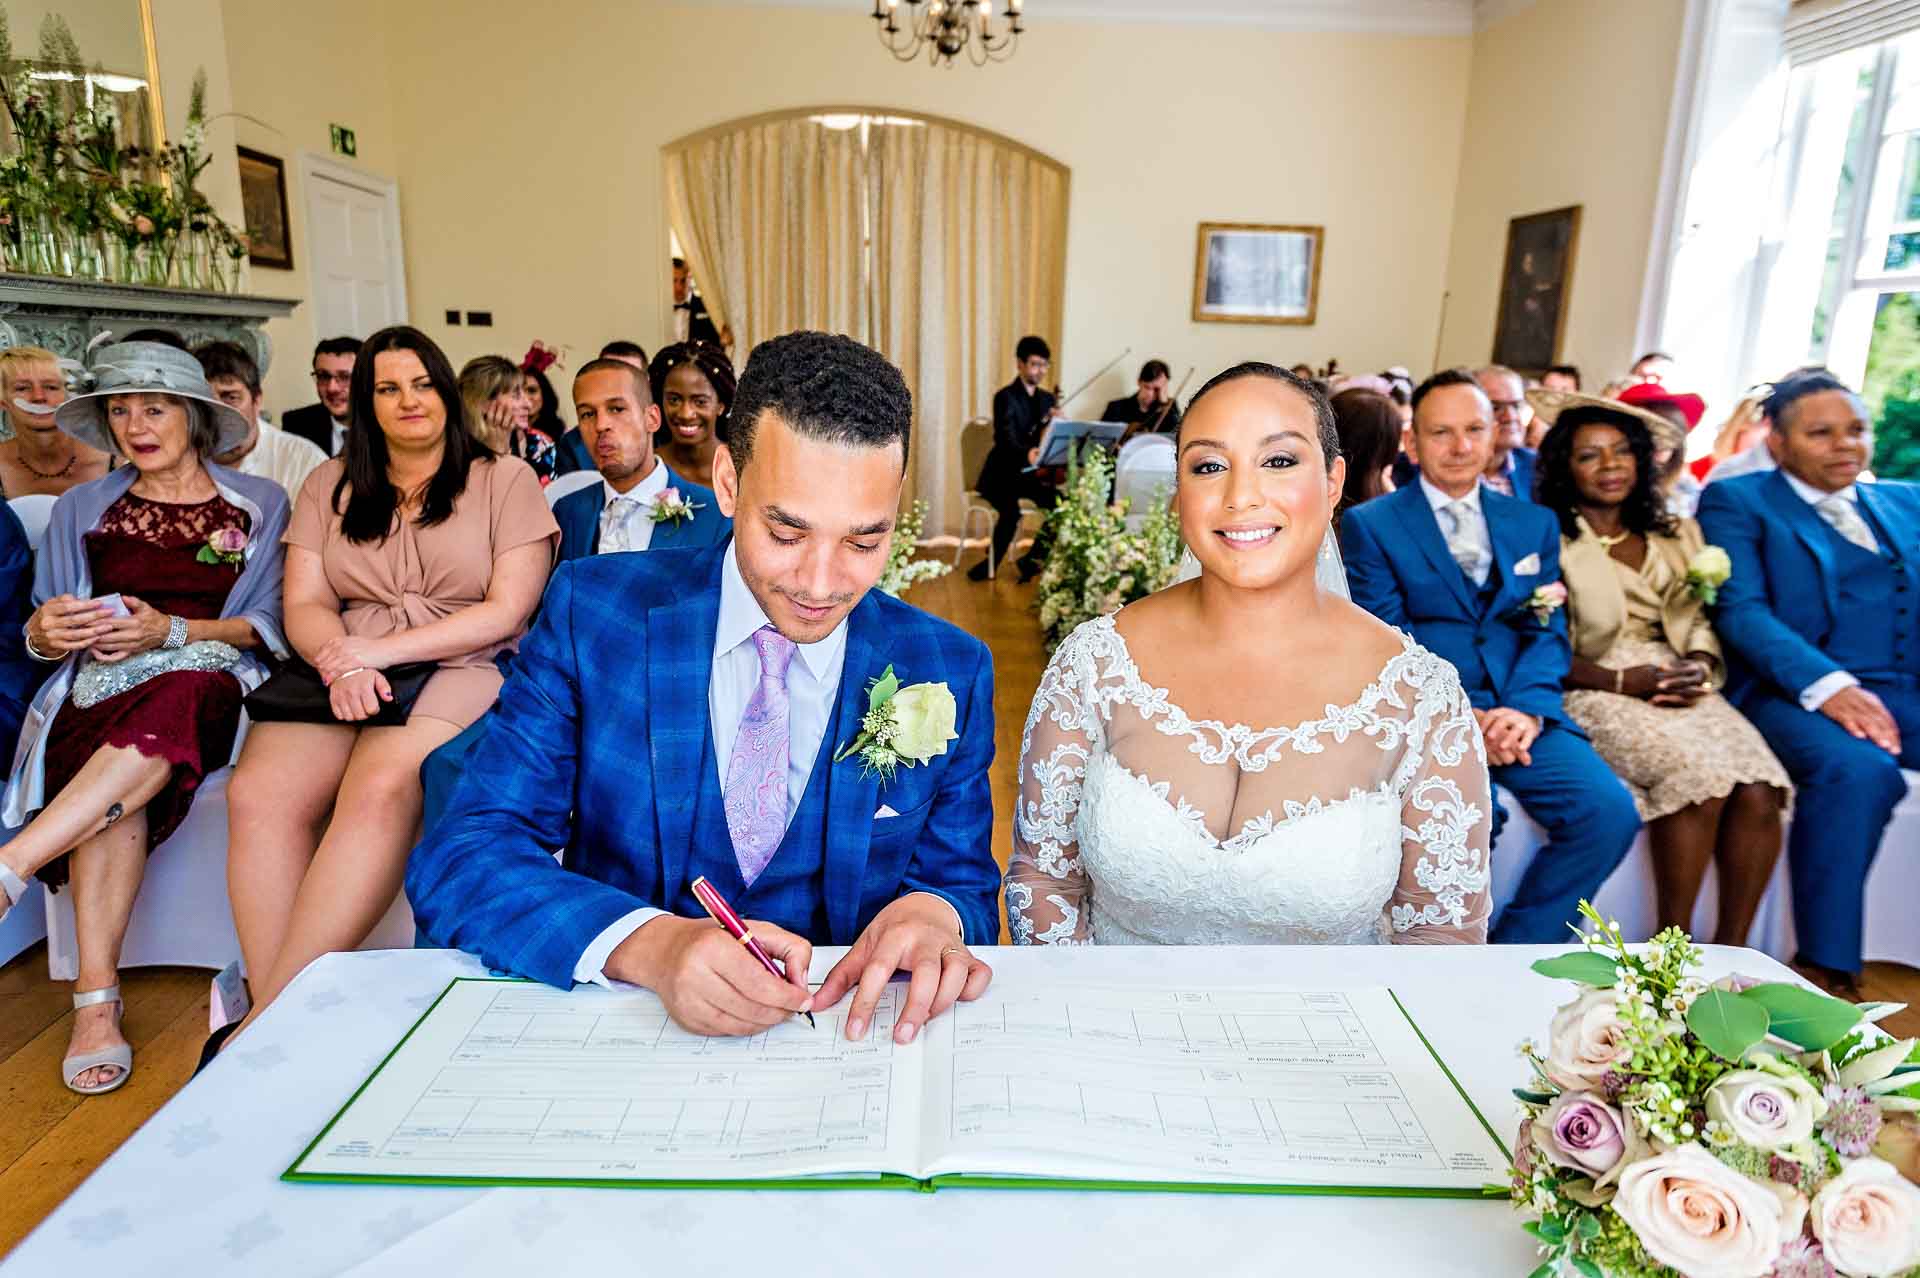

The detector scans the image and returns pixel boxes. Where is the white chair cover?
[1114,435,1176,531]
[543,470,600,509]
[8,492,57,550]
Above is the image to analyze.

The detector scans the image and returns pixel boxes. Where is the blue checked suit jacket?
[405,543,1002,989]
[552,475,730,563]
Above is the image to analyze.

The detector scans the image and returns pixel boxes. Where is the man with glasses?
[281,336,359,457]
[1474,364,1539,501]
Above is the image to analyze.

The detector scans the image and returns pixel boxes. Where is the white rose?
[1689,545,1733,586]
[887,683,958,763]
[1544,988,1632,1093]
[1811,1156,1920,1276]
[1611,1144,1807,1278]
[1704,1062,1827,1151]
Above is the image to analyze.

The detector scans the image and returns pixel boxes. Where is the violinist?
[970,334,1060,583]
[1102,358,1181,440]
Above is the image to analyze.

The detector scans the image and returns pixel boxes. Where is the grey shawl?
[3,463,289,825]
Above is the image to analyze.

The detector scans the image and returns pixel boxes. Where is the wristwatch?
[162,615,188,650]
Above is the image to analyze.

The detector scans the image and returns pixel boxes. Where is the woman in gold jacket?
[1531,390,1790,945]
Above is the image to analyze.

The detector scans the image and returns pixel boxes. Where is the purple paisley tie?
[724,625,796,886]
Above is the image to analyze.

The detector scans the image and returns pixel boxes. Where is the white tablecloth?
[4,944,1803,1277]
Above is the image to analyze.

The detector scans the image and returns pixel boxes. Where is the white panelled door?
[300,155,407,337]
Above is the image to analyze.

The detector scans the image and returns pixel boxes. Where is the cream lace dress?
[1006,615,1494,946]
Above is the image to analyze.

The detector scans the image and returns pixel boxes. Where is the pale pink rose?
[657,487,680,506]
[133,214,154,235]
[1544,988,1631,1093]
[1536,581,1569,606]
[1810,1157,1920,1276]
[209,527,248,555]
[1611,1144,1807,1278]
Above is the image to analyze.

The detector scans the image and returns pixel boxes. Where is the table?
[4,944,1804,1276]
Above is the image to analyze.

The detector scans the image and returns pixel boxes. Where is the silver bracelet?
[162,615,188,650]
[23,630,59,662]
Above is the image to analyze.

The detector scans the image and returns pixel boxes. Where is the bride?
[1006,363,1492,946]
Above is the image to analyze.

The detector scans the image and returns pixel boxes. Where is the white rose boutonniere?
[648,487,701,526]
[1687,544,1733,604]
[833,665,958,781]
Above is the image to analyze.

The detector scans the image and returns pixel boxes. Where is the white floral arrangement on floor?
[875,499,950,598]
[1511,903,1920,1278]
[1034,446,1182,651]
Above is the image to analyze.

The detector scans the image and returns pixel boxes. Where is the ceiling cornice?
[680,0,1551,38]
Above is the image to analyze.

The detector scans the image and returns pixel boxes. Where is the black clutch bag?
[243,658,439,727]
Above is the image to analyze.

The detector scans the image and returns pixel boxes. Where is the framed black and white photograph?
[236,146,293,270]
[1191,222,1323,325]
[1492,204,1581,372]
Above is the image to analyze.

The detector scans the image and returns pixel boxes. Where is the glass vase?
[69,230,107,282]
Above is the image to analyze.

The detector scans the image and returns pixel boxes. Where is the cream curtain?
[869,120,1069,533]
[665,110,1069,535]
[663,117,869,356]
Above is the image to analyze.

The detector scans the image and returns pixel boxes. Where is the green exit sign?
[329,124,357,158]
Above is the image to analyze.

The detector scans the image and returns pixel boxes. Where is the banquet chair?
[954,417,997,572]
[8,492,57,551]
[1114,434,1176,531]
[1489,771,1920,966]
[544,469,599,509]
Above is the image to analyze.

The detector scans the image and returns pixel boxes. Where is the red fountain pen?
[689,876,816,1028]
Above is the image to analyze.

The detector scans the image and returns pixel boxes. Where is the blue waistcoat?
[1828,504,1920,683]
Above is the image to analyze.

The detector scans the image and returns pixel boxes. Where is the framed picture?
[1492,204,1581,373]
[236,146,293,270]
[1191,223,1323,325]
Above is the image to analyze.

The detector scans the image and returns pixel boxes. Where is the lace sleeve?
[1389,655,1493,944]
[1005,627,1102,945]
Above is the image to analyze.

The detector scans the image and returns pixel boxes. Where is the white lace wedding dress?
[1006,615,1494,946]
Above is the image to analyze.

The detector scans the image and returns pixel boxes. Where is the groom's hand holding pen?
[607,905,815,1038]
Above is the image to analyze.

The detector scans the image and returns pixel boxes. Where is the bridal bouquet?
[1511,904,1920,1278]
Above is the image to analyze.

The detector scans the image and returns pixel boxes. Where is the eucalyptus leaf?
[1571,1258,1603,1278]
[1528,1265,1557,1278]
[1687,988,1769,1061]
[1514,1088,1554,1106]
[867,665,900,713]
[1528,952,1621,987]
[1576,1214,1601,1241]
[1741,982,1862,1051]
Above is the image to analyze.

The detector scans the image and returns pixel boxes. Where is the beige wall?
[372,3,1473,413]
[218,0,398,413]
[1435,0,1684,380]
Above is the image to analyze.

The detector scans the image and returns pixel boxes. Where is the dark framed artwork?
[236,146,293,270]
[1191,223,1323,325]
[1492,205,1581,372]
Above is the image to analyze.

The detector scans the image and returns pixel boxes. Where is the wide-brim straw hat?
[54,340,252,457]
[1526,386,1686,455]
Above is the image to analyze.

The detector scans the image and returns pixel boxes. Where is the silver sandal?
[64,985,133,1096]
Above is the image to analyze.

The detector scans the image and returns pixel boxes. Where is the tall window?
[1791,32,1920,475]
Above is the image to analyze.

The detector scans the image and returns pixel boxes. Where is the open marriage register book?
[285,976,1510,1196]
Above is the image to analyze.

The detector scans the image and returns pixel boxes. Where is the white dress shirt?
[235,422,327,499]
[572,544,850,985]
[598,458,670,554]
[1780,469,1880,712]
[1420,474,1492,587]
[330,419,347,457]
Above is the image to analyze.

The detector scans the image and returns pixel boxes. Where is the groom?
[407,332,1000,1044]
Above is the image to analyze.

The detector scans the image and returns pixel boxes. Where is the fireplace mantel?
[0,274,301,375]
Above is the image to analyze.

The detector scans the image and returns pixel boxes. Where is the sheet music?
[919,984,1505,1189]
[290,980,923,1182]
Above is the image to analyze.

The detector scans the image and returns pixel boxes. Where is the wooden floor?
[1,564,1916,1257]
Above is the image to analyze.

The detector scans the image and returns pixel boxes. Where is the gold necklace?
[1592,529,1631,549]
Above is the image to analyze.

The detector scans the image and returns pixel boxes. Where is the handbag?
[69,641,244,709]
[242,657,440,727]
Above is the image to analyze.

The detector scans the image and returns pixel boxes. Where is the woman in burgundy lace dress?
[0,341,288,1096]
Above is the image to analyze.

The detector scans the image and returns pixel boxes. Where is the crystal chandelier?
[871,0,1024,67]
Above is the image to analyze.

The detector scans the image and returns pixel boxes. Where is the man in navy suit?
[552,357,729,561]
[554,340,648,477]
[408,332,999,1043]
[279,335,357,457]
[1697,371,1920,993]
[1341,370,1639,942]
[417,357,733,821]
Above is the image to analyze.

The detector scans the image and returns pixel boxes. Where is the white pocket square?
[875,805,901,819]
[1512,553,1541,576]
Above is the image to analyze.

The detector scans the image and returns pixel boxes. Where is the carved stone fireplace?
[0,274,299,374]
